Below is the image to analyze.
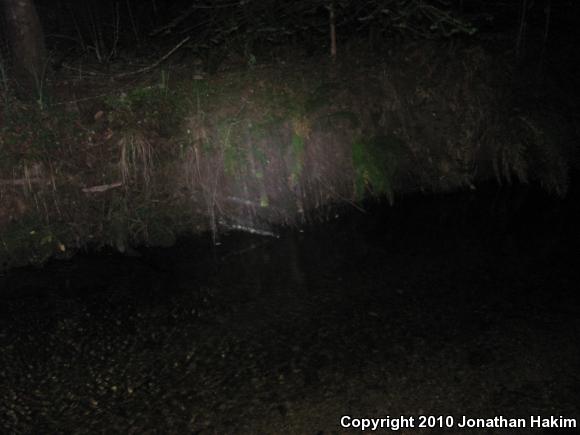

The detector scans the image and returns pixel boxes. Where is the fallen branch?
[114,36,191,78]
[219,220,279,238]
[82,182,123,193]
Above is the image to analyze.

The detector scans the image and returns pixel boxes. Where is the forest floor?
[1,186,578,434]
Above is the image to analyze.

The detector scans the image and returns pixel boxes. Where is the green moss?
[105,79,190,136]
[352,134,407,204]
[224,142,246,176]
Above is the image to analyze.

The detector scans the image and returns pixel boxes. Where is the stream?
[1,182,579,434]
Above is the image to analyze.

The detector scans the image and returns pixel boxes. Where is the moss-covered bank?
[0,42,575,269]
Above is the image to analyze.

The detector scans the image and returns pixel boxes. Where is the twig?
[219,221,279,238]
[82,182,123,193]
[149,1,240,36]
[320,181,366,213]
[114,36,191,78]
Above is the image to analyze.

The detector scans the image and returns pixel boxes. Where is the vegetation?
[352,135,407,204]
[0,0,577,268]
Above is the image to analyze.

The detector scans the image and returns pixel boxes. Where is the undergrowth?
[352,134,407,204]
[0,45,575,268]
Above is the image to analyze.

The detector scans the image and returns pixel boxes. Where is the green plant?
[106,80,188,135]
[34,62,50,111]
[219,116,243,175]
[288,133,305,187]
[352,134,406,204]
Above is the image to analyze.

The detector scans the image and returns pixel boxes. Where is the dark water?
[0,181,579,433]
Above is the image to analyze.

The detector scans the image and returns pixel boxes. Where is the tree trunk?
[1,0,46,90]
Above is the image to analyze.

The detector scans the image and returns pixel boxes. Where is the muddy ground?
[1,184,579,434]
